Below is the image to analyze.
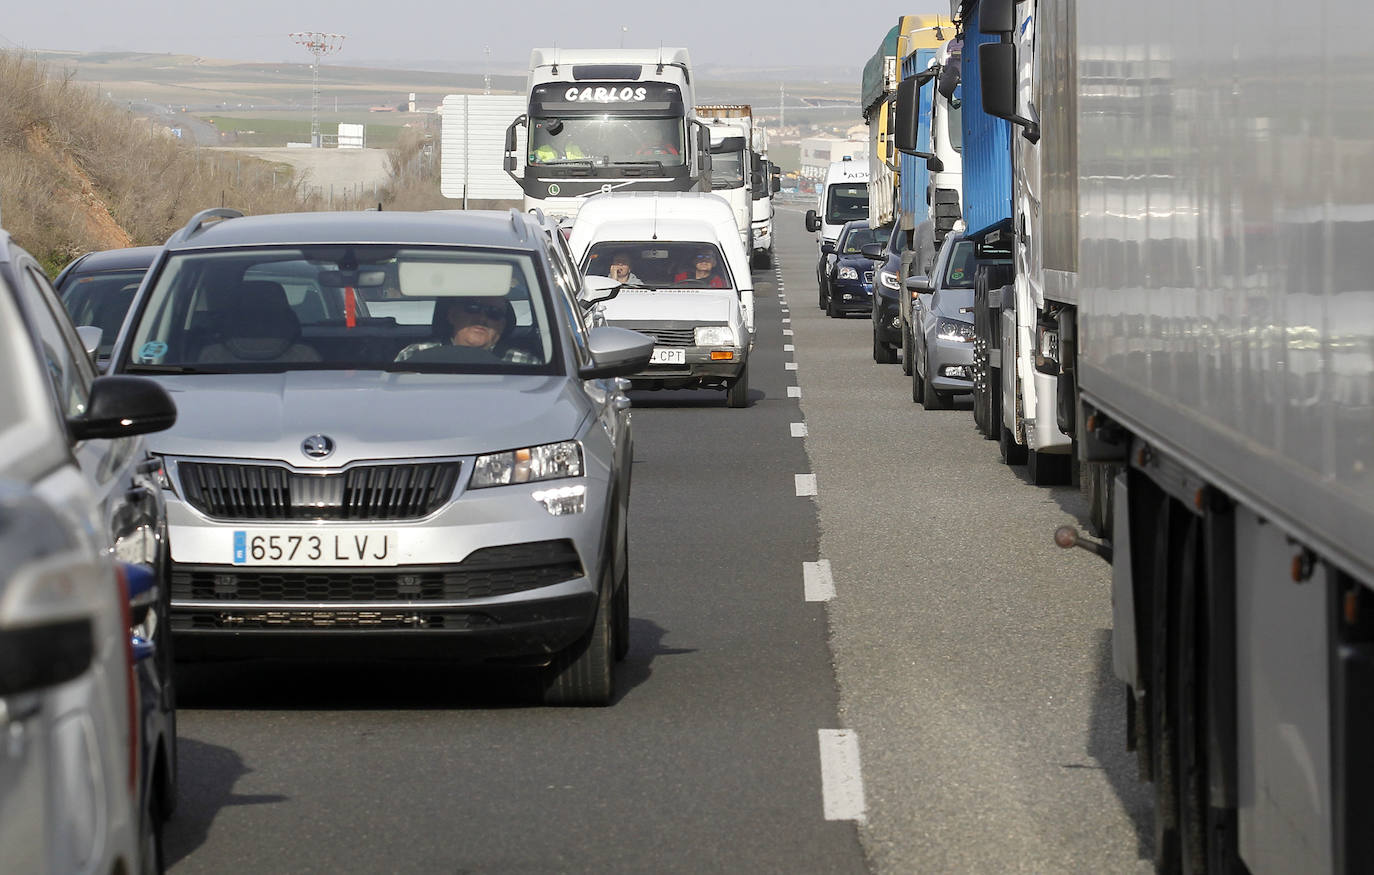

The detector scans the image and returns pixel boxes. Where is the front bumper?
[874,296,902,345]
[163,465,613,661]
[829,278,873,313]
[628,346,746,390]
[928,334,975,392]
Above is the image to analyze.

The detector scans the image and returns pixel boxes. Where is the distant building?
[799,137,868,182]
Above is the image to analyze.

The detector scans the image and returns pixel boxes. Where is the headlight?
[937,318,975,343]
[837,266,858,280]
[694,325,735,346]
[471,440,583,488]
[880,271,901,291]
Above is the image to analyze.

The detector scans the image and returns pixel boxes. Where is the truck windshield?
[529,117,685,167]
[824,184,869,225]
[710,150,745,189]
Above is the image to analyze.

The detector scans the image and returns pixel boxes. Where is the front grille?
[863,271,875,284]
[170,539,584,602]
[636,327,695,347]
[178,461,460,521]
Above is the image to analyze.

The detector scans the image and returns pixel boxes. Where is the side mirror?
[76,325,102,357]
[771,177,781,194]
[579,326,655,379]
[805,210,820,233]
[980,43,1040,143]
[0,617,94,696]
[68,375,177,441]
[926,156,945,173]
[820,241,836,255]
[905,275,932,293]
[980,0,1016,33]
[580,274,624,308]
[860,243,886,260]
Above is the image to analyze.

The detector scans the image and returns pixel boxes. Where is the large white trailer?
[953,0,1374,871]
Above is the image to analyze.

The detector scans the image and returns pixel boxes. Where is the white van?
[569,191,754,407]
[805,158,870,289]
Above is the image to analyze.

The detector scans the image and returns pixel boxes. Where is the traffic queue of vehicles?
[2,40,783,870]
[817,3,1373,872]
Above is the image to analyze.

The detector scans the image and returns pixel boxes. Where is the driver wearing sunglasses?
[395,295,538,364]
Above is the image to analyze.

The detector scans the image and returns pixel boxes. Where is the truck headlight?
[471,441,583,488]
[880,271,900,290]
[694,325,735,346]
[937,318,975,343]
[837,266,858,280]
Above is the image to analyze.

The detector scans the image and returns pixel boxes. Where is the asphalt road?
[166,215,1152,873]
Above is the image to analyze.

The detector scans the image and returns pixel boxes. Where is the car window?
[886,223,906,255]
[842,228,881,254]
[941,241,1010,289]
[17,264,92,419]
[57,267,148,358]
[582,241,733,290]
[122,246,561,375]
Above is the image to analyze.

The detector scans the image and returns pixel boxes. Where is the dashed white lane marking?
[783,329,794,336]
[790,422,808,438]
[787,386,801,398]
[803,559,835,602]
[785,362,798,371]
[784,344,795,352]
[794,473,817,496]
[818,730,867,822]
[782,317,791,323]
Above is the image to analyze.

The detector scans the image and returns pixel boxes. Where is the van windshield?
[583,241,733,290]
[824,184,869,225]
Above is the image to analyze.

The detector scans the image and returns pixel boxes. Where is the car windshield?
[121,246,559,375]
[58,268,148,357]
[824,184,869,225]
[841,228,883,254]
[583,241,733,290]
[529,116,685,167]
[942,240,1010,289]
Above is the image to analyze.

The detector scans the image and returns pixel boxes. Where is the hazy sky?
[2,2,952,71]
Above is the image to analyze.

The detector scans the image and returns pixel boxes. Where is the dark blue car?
[818,220,882,318]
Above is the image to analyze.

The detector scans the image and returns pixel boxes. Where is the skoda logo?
[301,434,335,459]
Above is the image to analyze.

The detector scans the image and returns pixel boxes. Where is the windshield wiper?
[539,159,596,167]
[124,364,224,374]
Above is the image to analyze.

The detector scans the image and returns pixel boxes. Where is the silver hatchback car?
[109,209,653,705]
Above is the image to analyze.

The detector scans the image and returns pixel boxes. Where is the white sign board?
[440,94,525,201]
[337,123,365,149]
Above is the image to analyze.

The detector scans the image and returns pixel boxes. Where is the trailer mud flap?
[1334,575,1374,874]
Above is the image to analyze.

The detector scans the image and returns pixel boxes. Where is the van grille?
[178,461,460,521]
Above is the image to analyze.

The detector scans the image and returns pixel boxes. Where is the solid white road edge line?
[803,559,835,602]
[818,729,867,823]
[794,473,817,497]
[790,422,808,438]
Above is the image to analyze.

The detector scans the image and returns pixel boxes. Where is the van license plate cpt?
[650,348,686,365]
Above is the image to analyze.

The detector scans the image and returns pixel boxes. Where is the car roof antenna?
[651,196,659,240]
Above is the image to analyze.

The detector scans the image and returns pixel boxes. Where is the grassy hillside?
[0,52,315,273]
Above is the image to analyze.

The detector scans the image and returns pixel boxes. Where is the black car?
[863,221,906,364]
[54,245,160,368]
[819,220,881,317]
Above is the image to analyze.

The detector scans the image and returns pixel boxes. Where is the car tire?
[912,347,925,404]
[726,362,750,408]
[612,527,630,662]
[754,248,772,269]
[826,289,839,318]
[542,564,615,706]
[138,787,166,875]
[901,321,914,375]
[873,330,897,364]
[818,274,827,310]
[922,353,949,409]
[999,425,1028,465]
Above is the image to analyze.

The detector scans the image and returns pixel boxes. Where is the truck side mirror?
[805,210,820,233]
[926,156,945,173]
[771,177,781,194]
[980,0,1016,34]
[894,74,938,160]
[980,43,1040,143]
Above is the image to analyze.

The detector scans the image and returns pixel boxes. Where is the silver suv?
[109,209,652,705]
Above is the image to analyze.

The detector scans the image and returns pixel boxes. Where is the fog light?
[532,484,587,516]
[842,294,853,301]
